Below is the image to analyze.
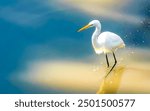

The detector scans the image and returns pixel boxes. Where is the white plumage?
[78,20,125,77]
[96,31,125,54]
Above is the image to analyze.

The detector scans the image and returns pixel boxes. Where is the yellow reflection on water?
[13,48,150,93]
[97,66,125,94]
[57,0,141,24]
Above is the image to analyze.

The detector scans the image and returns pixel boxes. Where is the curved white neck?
[92,25,101,48]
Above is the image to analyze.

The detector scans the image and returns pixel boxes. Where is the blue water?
[0,0,149,93]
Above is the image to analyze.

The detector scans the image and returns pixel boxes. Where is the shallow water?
[12,48,150,93]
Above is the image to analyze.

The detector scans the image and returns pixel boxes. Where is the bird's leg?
[105,54,109,68]
[105,52,117,78]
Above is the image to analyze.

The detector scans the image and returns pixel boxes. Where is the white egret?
[78,20,125,77]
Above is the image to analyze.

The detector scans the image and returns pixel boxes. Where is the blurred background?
[0,0,149,93]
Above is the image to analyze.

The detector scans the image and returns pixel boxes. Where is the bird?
[78,20,125,78]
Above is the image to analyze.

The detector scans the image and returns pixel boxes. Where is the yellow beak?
[77,24,91,32]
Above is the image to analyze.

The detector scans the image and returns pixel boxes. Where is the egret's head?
[78,20,100,32]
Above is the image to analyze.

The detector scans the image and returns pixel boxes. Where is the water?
[0,0,149,93]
